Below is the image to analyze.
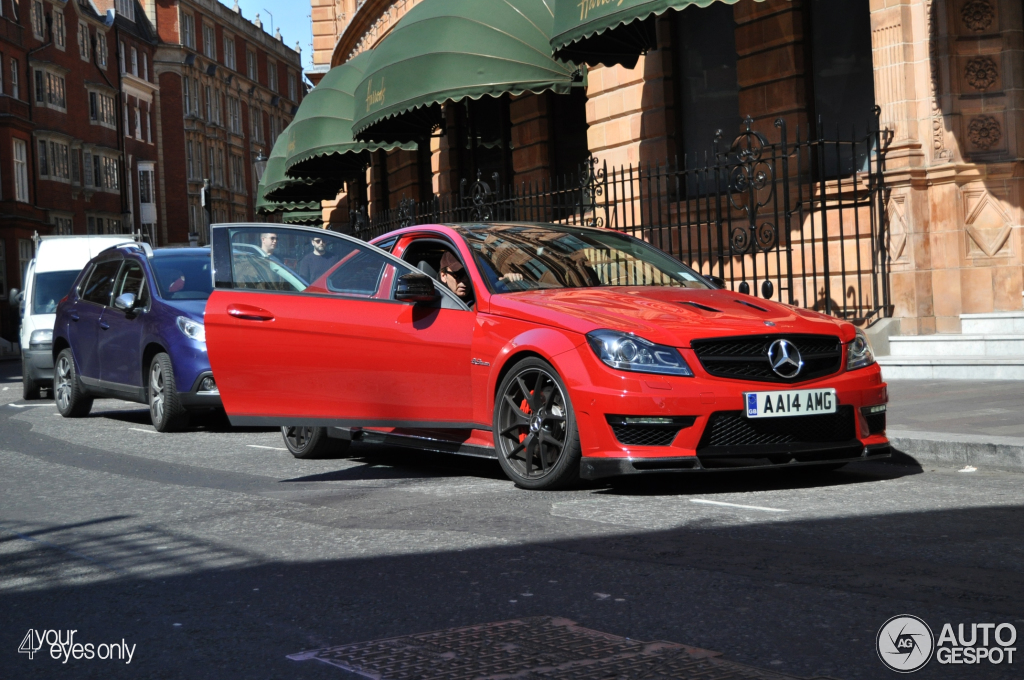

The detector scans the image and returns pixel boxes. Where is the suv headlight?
[586,329,693,377]
[29,329,53,349]
[176,316,206,343]
[847,328,875,371]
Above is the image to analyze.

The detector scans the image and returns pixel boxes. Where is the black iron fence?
[350,112,893,324]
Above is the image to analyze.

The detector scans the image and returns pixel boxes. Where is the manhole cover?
[289,616,822,679]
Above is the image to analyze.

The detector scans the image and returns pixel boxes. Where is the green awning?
[282,210,324,225]
[256,130,327,213]
[284,51,412,181]
[551,0,759,68]
[352,0,582,143]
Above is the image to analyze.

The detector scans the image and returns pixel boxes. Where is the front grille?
[607,416,696,447]
[691,334,843,383]
[698,407,856,449]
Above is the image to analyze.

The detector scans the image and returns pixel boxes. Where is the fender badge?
[764,321,776,327]
[471,358,490,366]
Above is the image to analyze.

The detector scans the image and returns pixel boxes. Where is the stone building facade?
[309,0,1024,334]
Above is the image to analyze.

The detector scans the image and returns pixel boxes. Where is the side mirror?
[113,292,138,312]
[8,288,21,307]
[394,272,440,303]
[707,276,726,289]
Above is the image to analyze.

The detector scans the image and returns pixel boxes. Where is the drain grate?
[288,616,824,680]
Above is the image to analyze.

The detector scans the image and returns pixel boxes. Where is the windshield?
[151,253,215,300]
[32,270,81,315]
[459,224,711,293]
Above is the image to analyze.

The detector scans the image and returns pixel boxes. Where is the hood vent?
[682,301,721,313]
[736,299,769,313]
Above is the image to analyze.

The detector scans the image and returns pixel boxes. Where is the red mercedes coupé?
[205,223,889,489]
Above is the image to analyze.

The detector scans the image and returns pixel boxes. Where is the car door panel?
[206,225,478,428]
[70,258,121,380]
[98,260,148,395]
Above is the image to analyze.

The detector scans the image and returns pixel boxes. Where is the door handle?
[69,312,79,321]
[98,321,110,330]
[227,304,275,322]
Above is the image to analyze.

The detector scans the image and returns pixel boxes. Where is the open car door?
[206,224,480,428]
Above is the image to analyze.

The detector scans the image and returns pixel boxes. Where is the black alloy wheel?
[22,357,42,400]
[493,357,581,490]
[54,349,93,418]
[281,426,349,459]
[148,353,189,432]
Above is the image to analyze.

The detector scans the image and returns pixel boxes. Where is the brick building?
[0,0,160,343]
[151,0,303,244]
[300,0,1024,337]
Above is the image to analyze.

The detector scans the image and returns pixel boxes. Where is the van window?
[32,270,81,314]
[80,260,122,306]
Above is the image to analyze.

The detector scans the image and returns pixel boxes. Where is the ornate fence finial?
[726,119,777,255]
[578,156,605,228]
[398,197,416,228]
[460,169,495,221]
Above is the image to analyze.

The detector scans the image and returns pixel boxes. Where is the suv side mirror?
[113,292,138,312]
[394,272,440,303]
[8,288,21,307]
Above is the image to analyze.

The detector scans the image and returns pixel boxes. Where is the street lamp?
[254,151,268,183]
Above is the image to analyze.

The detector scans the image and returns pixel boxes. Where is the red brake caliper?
[518,394,533,444]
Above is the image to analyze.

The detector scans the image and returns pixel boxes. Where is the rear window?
[32,270,81,315]
[152,253,214,300]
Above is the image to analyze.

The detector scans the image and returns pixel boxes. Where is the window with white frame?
[10,59,18,99]
[123,102,129,135]
[19,239,32,287]
[97,33,107,68]
[101,155,119,190]
[227,96,240,134]
[71,147,80,184]
[88,89,116,127]
[250,108,263,143]
[13,139,29,202]
[83,150,93,187]
[37,137,71,182]
[216,147,224,186]
[246,49,257,81]
[182,77,191,115]
[142,53,147,80]
[223,35,235,70]
[53,9,65,50]
[181,13,195,49]
[186,140,194,179]
[207,146,213,180]
[78,24,89,61]
[267,60,277,92]
[30,0,43,40]
[288,72,297,102]
[192,78,200,115]
[33,68,66,111]
[52,215,73,235]
[119,40,126,73]
[204,84,211,120]
[202,23,215,60]
[147,112,152,143]
[135,106,142,140]
[115,0,134,22]
[139,166,154,203]
[130,47,138,76]
[230,154,245,193]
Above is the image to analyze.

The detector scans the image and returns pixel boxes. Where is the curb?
[887,429,1024,473]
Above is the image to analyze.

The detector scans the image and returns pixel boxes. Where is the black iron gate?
[351,112,893,324]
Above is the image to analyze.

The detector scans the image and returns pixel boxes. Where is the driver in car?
[439,251,522,307]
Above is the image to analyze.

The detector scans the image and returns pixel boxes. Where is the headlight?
[847,328,875,371]
[586,329,693,377]
[29,329,53,349]
[176,316,206,343]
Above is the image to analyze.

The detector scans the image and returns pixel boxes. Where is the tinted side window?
[114,261,149,307]
[81,260,122,306]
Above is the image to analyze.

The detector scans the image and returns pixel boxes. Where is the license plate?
[744,388,837,419]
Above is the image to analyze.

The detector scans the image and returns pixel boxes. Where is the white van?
[11,234,134,399]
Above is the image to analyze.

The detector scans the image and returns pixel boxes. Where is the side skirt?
[331,427,498,460]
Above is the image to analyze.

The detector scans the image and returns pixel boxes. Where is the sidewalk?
[887,380,1024,472]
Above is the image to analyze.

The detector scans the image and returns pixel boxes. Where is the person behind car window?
[260,233,279,261]
[298,235,338,283]
[439,251,474,306]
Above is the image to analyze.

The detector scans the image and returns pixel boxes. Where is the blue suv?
[52,243,221,431]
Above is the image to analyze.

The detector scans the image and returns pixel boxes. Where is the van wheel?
[281,426,349,459]
[22,357,41,401]
[54,349,92,417]
[149,353,188,432]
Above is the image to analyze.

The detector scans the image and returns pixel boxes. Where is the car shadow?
[283,444,509,483]
[94,407,277,434]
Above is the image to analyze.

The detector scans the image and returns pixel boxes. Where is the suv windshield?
[459,224,711,293]
[33,270,81,314]
[152,252,214,300]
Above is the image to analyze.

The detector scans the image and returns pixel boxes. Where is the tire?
[54,349,93,418]
[148,353,189,432]
[493,357,582,490]
[281,426,350,459]
[22,357,42,401]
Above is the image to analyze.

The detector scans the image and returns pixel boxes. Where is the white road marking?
[247,445,287,451]
[129,428,157,434]
[690,499,789,513]
[8,403,26,408]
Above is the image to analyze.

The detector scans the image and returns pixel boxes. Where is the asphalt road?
[0,359,1021,680]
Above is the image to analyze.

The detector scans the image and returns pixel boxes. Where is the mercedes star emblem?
[767,339,804,379]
